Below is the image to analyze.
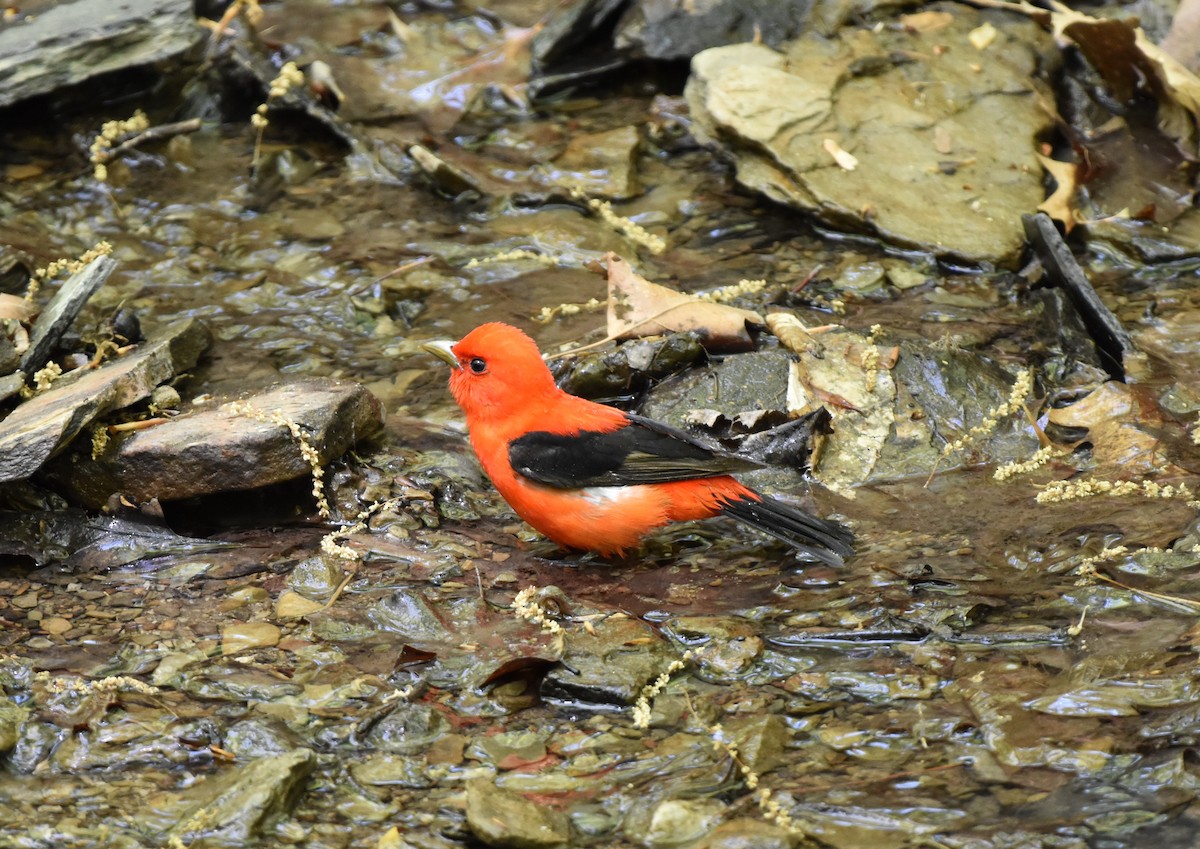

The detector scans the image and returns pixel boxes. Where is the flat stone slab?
[685,7,1059,265]
[0,0,200,108]
[0,318,212,483]
[53,378,383,505]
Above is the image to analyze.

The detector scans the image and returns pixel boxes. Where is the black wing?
[509,413,762,489]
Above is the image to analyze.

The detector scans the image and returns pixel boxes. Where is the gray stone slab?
[0,0,200,108]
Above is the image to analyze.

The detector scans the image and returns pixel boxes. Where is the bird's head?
[423,322,557,419]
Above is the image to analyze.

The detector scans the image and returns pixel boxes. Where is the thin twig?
[94,119,203,165]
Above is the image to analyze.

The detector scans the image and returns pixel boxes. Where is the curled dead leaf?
[1035,153,1078,232]
[1046,381,1167,473]
[0,293,35,322]
[605,253,762,352]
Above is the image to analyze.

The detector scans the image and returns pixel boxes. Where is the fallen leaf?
[1046,381,1166,472]
[1035,153,1079,232]
[0,293,35,321]
[1050,8,1200,155]
[605,253,762,351]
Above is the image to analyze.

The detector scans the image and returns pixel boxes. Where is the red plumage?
[427,322,852,563]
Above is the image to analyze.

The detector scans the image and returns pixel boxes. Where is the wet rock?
[549,126,641,199]
[628,798,726,848]
[643,332,1040,488]
[168,748,317,846]
[685,9,1058,265]
[531,0,815,94]
[20,256,116,375]
[221,621,282,655]
[224,717,304,759]
[0,697,27,751]
[696,818,798,849]
[465,776,570,848]
[286,555,345,600]
[1,327,22,375]
[51,377,382,505]
[0,0,201,109]
[6,720,64,774]
[350,753,434,788]
[542,615,678,707]
[410,143,484,198]
[467,729,549,769]
[0,371,23,403]
[724,715,790,774]
[663,615,763,677]
[365,704,449,755]
[553,333,706,401]
[179,662,304,702]
[0,317,212,484]
[369,588,455,643]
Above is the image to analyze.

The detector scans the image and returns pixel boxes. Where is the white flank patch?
[581,486,632,505]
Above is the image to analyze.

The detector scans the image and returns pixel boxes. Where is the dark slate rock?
[0,0,200,109]
[20,256,116,375]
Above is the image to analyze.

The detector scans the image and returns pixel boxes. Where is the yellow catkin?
[631,653,691,729]
[89,110,150,181]
[512,587,564,635]
[993,445,1055,481]
[28,241,113,302]
[252,62,305,164]
[225,402,329,517]
[941,367,1034,457]
[568,186,666,254]
[465,250,558,269]
[709,724,799,832]
[1037,477,1197,507]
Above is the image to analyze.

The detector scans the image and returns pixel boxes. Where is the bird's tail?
[717,493,854,567]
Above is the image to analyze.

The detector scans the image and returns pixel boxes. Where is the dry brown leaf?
[765,312,826,357]
[1047,381,1166,473]
[0,294,35,322]
[1035,152,1079,232]
[605,253,762,351]
[1050,6,1200,154]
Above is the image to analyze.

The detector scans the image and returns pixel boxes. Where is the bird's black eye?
[468,357,487,374]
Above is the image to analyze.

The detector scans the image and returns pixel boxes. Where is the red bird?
[424,322,853,565]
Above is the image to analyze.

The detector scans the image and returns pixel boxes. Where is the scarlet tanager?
[424,322,853,565]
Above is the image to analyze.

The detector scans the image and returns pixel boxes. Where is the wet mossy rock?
[48,378,383,506]
[466,776,570,849]
[167,748,317,845]
[685,5,1059,265]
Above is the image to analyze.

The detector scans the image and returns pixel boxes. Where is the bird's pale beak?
[421,339,460,368]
